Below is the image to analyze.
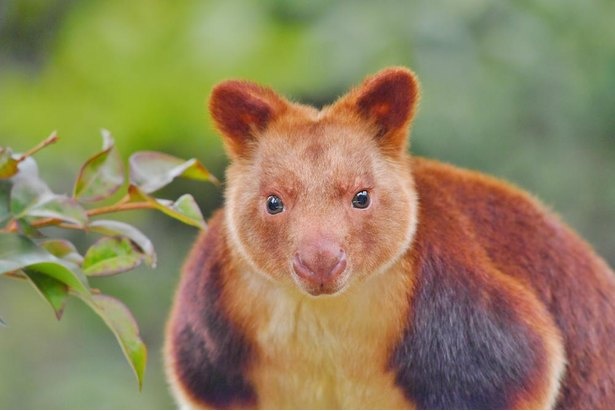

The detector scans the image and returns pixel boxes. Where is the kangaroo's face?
[211,68,420,296]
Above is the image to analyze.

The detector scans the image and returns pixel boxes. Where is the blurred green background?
[1,0,614,408]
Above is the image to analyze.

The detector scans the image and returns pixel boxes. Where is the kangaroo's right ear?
[330,67,420,157]
[209,80,288,159]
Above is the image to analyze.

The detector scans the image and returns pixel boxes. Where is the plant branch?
[17,131,59,162]
[2,220,18,233]
[2,200,157,233]
[86,201,155,217]
[4,270,28,280]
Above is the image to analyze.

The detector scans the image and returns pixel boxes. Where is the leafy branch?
[0,130,218,389]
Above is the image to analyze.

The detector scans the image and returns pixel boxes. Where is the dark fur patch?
[174,324,255,409]
[392,248,544,409]
[170,213,257,409]
[411,158,615,408]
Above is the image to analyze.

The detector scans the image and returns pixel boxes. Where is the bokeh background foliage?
[0,0,613,408]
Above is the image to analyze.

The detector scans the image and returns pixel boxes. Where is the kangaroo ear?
[209,80,288,159]
[334,67,420,156]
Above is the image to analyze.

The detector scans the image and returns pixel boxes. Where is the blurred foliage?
[1,131,216,394]
[0,0,613,408]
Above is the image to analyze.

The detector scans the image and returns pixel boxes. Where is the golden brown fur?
[165,67,615,409]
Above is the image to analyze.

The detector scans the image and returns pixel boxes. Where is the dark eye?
[352,190,370,209]
[266,195,284,215]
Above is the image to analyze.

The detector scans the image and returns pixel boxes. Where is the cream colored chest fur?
[229,263,415,409]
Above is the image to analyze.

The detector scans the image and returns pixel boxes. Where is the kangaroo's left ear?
[209,80,289,159]
[332,67,420,156]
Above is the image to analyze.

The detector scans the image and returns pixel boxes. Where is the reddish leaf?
[38,239,84,266]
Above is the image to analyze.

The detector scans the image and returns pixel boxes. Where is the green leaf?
[25,262,90,295]
[24,268,69,319]
[88,220,156,267]
[28,195,88,225]
[155,194,205,229]
[82,237,143,276]
[10,178,88,225]
[0,232,58,274]
[127,185,205,229]
[16,218,44,238]
[9,177,52,216]
[80,294,147,389]
[0,147,19,179]
[170,194,204,223]
[73,130,125,202]
[155,195,205,228]
[0,233,89,293]
[0,180,11,224]
[129,151,218,193]
[39,239,84,266]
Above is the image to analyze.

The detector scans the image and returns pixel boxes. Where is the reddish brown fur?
[400,161,568,408]
[209,81,289,159]
[165,67,615,409]
[419,160,615,408]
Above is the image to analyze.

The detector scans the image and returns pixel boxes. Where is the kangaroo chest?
[230,268,415,409]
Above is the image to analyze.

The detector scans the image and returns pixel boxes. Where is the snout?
[292,239,348,296]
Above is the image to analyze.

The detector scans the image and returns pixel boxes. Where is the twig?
[4,271,28,280]
[86,201,155,217]
[2,200,157,233]
[17,131,59,162]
